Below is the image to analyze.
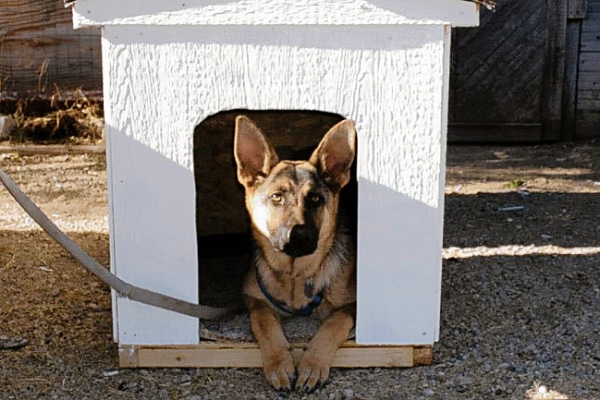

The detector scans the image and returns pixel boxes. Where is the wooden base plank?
[119,341,432,369]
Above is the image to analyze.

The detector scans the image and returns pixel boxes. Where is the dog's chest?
[271,268,322,311]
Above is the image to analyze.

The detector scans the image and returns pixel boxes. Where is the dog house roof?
[72,0,480,29]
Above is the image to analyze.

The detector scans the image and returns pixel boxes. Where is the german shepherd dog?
[233,116,357,391]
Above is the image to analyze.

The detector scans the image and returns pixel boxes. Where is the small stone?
[537,385,548,395]
[459,376,473,386]
[0,336,28,350]
[0,115,15,139]
[456,385,468,393]
[343,388,355,399]
[493,385,507,396]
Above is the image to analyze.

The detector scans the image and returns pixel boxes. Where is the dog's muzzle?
[276,224,318,258]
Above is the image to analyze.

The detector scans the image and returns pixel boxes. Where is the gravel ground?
[1,142,599,400]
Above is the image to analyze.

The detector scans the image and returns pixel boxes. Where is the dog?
[233,115,357,391]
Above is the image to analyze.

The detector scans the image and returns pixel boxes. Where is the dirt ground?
[0,141,599,399]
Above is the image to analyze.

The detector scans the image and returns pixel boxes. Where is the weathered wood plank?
[580,31,600,51]
[568,0,588,18]
[576,107,600,115]
[451,0,570,142]
[576,90,600,135]
[586,1,600,13]
[119,342,433,369]
[542,0,568,141]
[453,1,545,123]
[579,52,600,72]
[578,89,600,99]
[561,19,583,140]
[577,1,600,138]
[577,98,600,109]
[0,0,102,94]
[581,12,600,31]
[0,144,105,155]
[575,115,600,138]
[0,0,68,35]
[448,124,543,143]
[577,71,600,88]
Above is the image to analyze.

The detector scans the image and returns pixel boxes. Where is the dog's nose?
[283,224,318,257]
[291,224,312,244]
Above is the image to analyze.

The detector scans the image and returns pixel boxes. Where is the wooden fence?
[578,0,600,138]
[0,0,101,96]
[0,0,598,141]
[450,0,598,141]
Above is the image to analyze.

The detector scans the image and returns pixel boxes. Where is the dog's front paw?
[295,350,332,392]
[263,351,296,391]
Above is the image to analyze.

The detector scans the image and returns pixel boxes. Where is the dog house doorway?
[194,110,357,314]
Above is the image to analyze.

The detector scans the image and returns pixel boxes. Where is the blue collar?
[255,270,324,317]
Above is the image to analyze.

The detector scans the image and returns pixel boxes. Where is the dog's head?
[234,116,356,258]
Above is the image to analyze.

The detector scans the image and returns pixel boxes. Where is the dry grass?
[7,88,103,144]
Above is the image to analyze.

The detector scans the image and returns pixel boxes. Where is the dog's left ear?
[310,120,356,191]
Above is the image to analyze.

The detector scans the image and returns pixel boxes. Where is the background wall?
[578,0,600,138]
[0,0,101,96]
[449,0,597,141]
[0,0,598,141]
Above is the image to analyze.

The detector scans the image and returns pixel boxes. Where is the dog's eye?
[269,192,283,205]
[308,193,322,205]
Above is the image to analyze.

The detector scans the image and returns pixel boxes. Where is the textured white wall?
[100,23,453,345]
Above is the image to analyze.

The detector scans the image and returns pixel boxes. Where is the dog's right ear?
[234,115,279,187]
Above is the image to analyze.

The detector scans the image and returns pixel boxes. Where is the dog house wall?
[72,0,479,346]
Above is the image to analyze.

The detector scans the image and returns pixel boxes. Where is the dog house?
[72,0,479,368]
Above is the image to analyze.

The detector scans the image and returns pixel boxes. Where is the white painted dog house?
[72,0,478,367]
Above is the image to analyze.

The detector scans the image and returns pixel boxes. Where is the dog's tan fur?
[234,116,357,391]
